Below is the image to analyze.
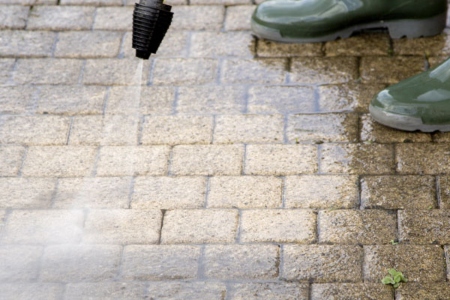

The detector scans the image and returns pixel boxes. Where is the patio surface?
[1,0,450,299]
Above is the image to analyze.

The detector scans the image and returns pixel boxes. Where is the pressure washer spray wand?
[132,0,173,59]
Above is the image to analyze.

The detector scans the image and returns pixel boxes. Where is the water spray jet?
[132,0,173,60]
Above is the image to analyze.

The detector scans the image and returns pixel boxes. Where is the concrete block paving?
[1,0,450,298]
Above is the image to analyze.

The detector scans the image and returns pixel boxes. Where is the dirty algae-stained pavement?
[3,0,450,299]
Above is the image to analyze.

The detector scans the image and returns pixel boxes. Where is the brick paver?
[2,0,450,297]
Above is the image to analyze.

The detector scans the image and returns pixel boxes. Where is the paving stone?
[364,245,445,283]
[132,176,206,209]
[190,0,249,5]
[171,6,225,31]
[396,283,450,300]
[318,83,386,113]
[361,176,436,209]
[190,32,254,58]
[0,246,43,281]
[54,177,131,208]
[285,175,358,209]
[107,86,175,115]
[142,115,213,145]
[0,115,70,145]
[22,146,97,177]
[439,176,450,209]
[65,282,146,300]
[282,245,363,282]
[428,55,447,68]
[171,145,243,175]
[83,209,162,244]
[214,115,284,144]
[0,283,64,300]
[432,131,450,143]
[0,146,26,176]
[84,59,148,85]
[122,30,189,58]
[319,210,397,245]
[2,210,83,244]
[161,209,238,244]
[393,31,450,56]
[258,39,323,57]
[27,6,95,30]
[396,144,450,174]
[208,176,282,208]
[40,245,121,282]
[37,85,106,115]
[0,6,29,29]
[240,209,316,243]
[398,210,450,244]
[360,56,425,84]
[320,143,395,175]
[122,245,200,280]
[287,113,359,143]
[2,0,57,3]
[311,283,393,300]
[96,146,169,176]
[221,58,286,84]
[224,5,255,31]
[0,58,15,86]
[177,86,246,114]
[290,57,358,84]
[69,115,139,145]
[0,30,55,57]
[61,0,122,5]
[152,58,218,85]
[228,282,309,300]
[0,178,55,209]
[93,7,133,31]
[0,86,36,114]
[360,114,432,143]
[325,33,390,56]
[13,59,82,85]
[55,31,122,58]
[204,245,279,279]
[245,144,317,175]
[147,282,226,300]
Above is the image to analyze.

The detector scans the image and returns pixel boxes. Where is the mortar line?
[357,175,363,209]
[166,146,174,176]
[235,209,242,243]
[25,5,33,29]
[204,176,211,208]
[242,85,250,114]
[117,32,128,59]
[280,176,286,208]
[49,178,60,209]
[241,144,247,175]
[90,146,102,177]
[172,87,180,115]
[29,85,41,115]
[312,86,320,113]
[102,86,111,116]
[127,176,136,209]
[137,115,145,145]
[35,244,47,284]
[65,116,74,145]
[436,175,442,209]
[147,57,156,86]
[211,115,217,144]
[197,244,206,279]
[315,210,320,244]
[282,114,289,144]
[7,58,19,86]
[217,58,224,85]
[221,5,227,33]
[114,245,126,281]
[308,282,312,300]
[157,209,166,244]
[91,8,98,31]
[17,146,29,177]
[316,144,322,174]
[50,32,59,58]
[279,244,284,280]
[77,60,87,86]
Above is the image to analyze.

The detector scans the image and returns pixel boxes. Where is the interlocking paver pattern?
[2,0,450,298]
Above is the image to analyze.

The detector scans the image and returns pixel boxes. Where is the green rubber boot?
[251,0,447,43]
[369,58,450,132]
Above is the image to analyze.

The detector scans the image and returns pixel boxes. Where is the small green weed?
[390,239,398,245]
[381,268,407,289]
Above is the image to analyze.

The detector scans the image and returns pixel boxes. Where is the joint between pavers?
[137,115,145,145]
[65,116,74,145]
[102,86,111,115]
[280,176,286,208]
[171,87,180,115]
[166,146,175,176]
[282,114,289,144]
[157,209,166,245]
[210,115,217,144]
[242,85,250,114]
[217,58,225,85]
[90,146,102,177]
[357,175,363,210]
[204,176,211,208]
[113,245,126,281]
[127,176,136,209]
[147,58,156,86]
[91,7,98,31]
[77,59,87,85]
[17,145,29,177]
[49,177,60,208]
[50,31,59,58]
[436,175,442,209]
[197,244,206,279]
[241,144,247,175]
[117,32,128,59]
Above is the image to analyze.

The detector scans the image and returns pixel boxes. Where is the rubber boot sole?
[369,104,450,132]
[252,12,447,43]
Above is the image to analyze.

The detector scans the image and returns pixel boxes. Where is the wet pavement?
[1,0,450,299]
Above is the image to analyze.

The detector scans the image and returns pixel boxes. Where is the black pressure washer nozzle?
[132,0,173,60]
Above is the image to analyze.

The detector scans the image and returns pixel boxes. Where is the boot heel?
[387,12,447,39]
